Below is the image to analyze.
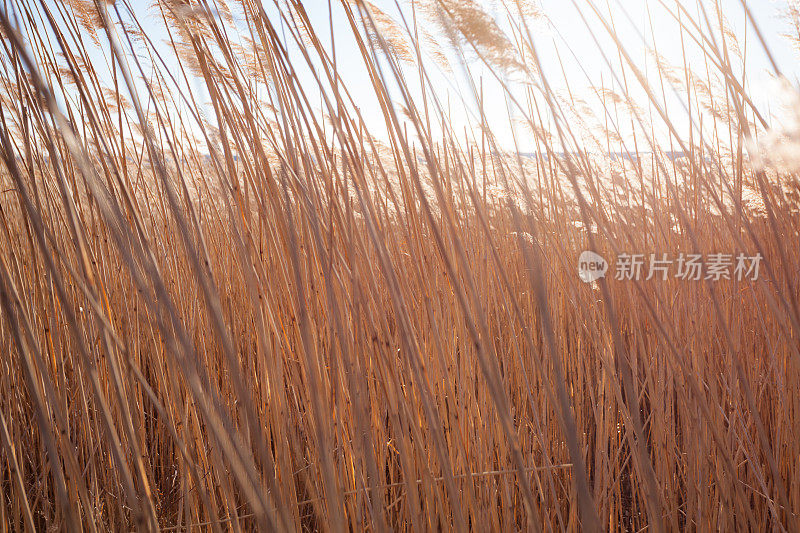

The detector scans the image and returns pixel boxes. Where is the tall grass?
[0,0,798,530]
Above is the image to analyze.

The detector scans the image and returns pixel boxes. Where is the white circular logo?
[578,250,608,282]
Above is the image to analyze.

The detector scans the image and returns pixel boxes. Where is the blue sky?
[37,0,800,152]
[279,0,800,151]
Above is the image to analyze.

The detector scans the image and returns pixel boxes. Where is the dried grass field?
[0,0,799,530]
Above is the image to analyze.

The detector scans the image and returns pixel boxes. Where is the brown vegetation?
[0,0,798,530]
